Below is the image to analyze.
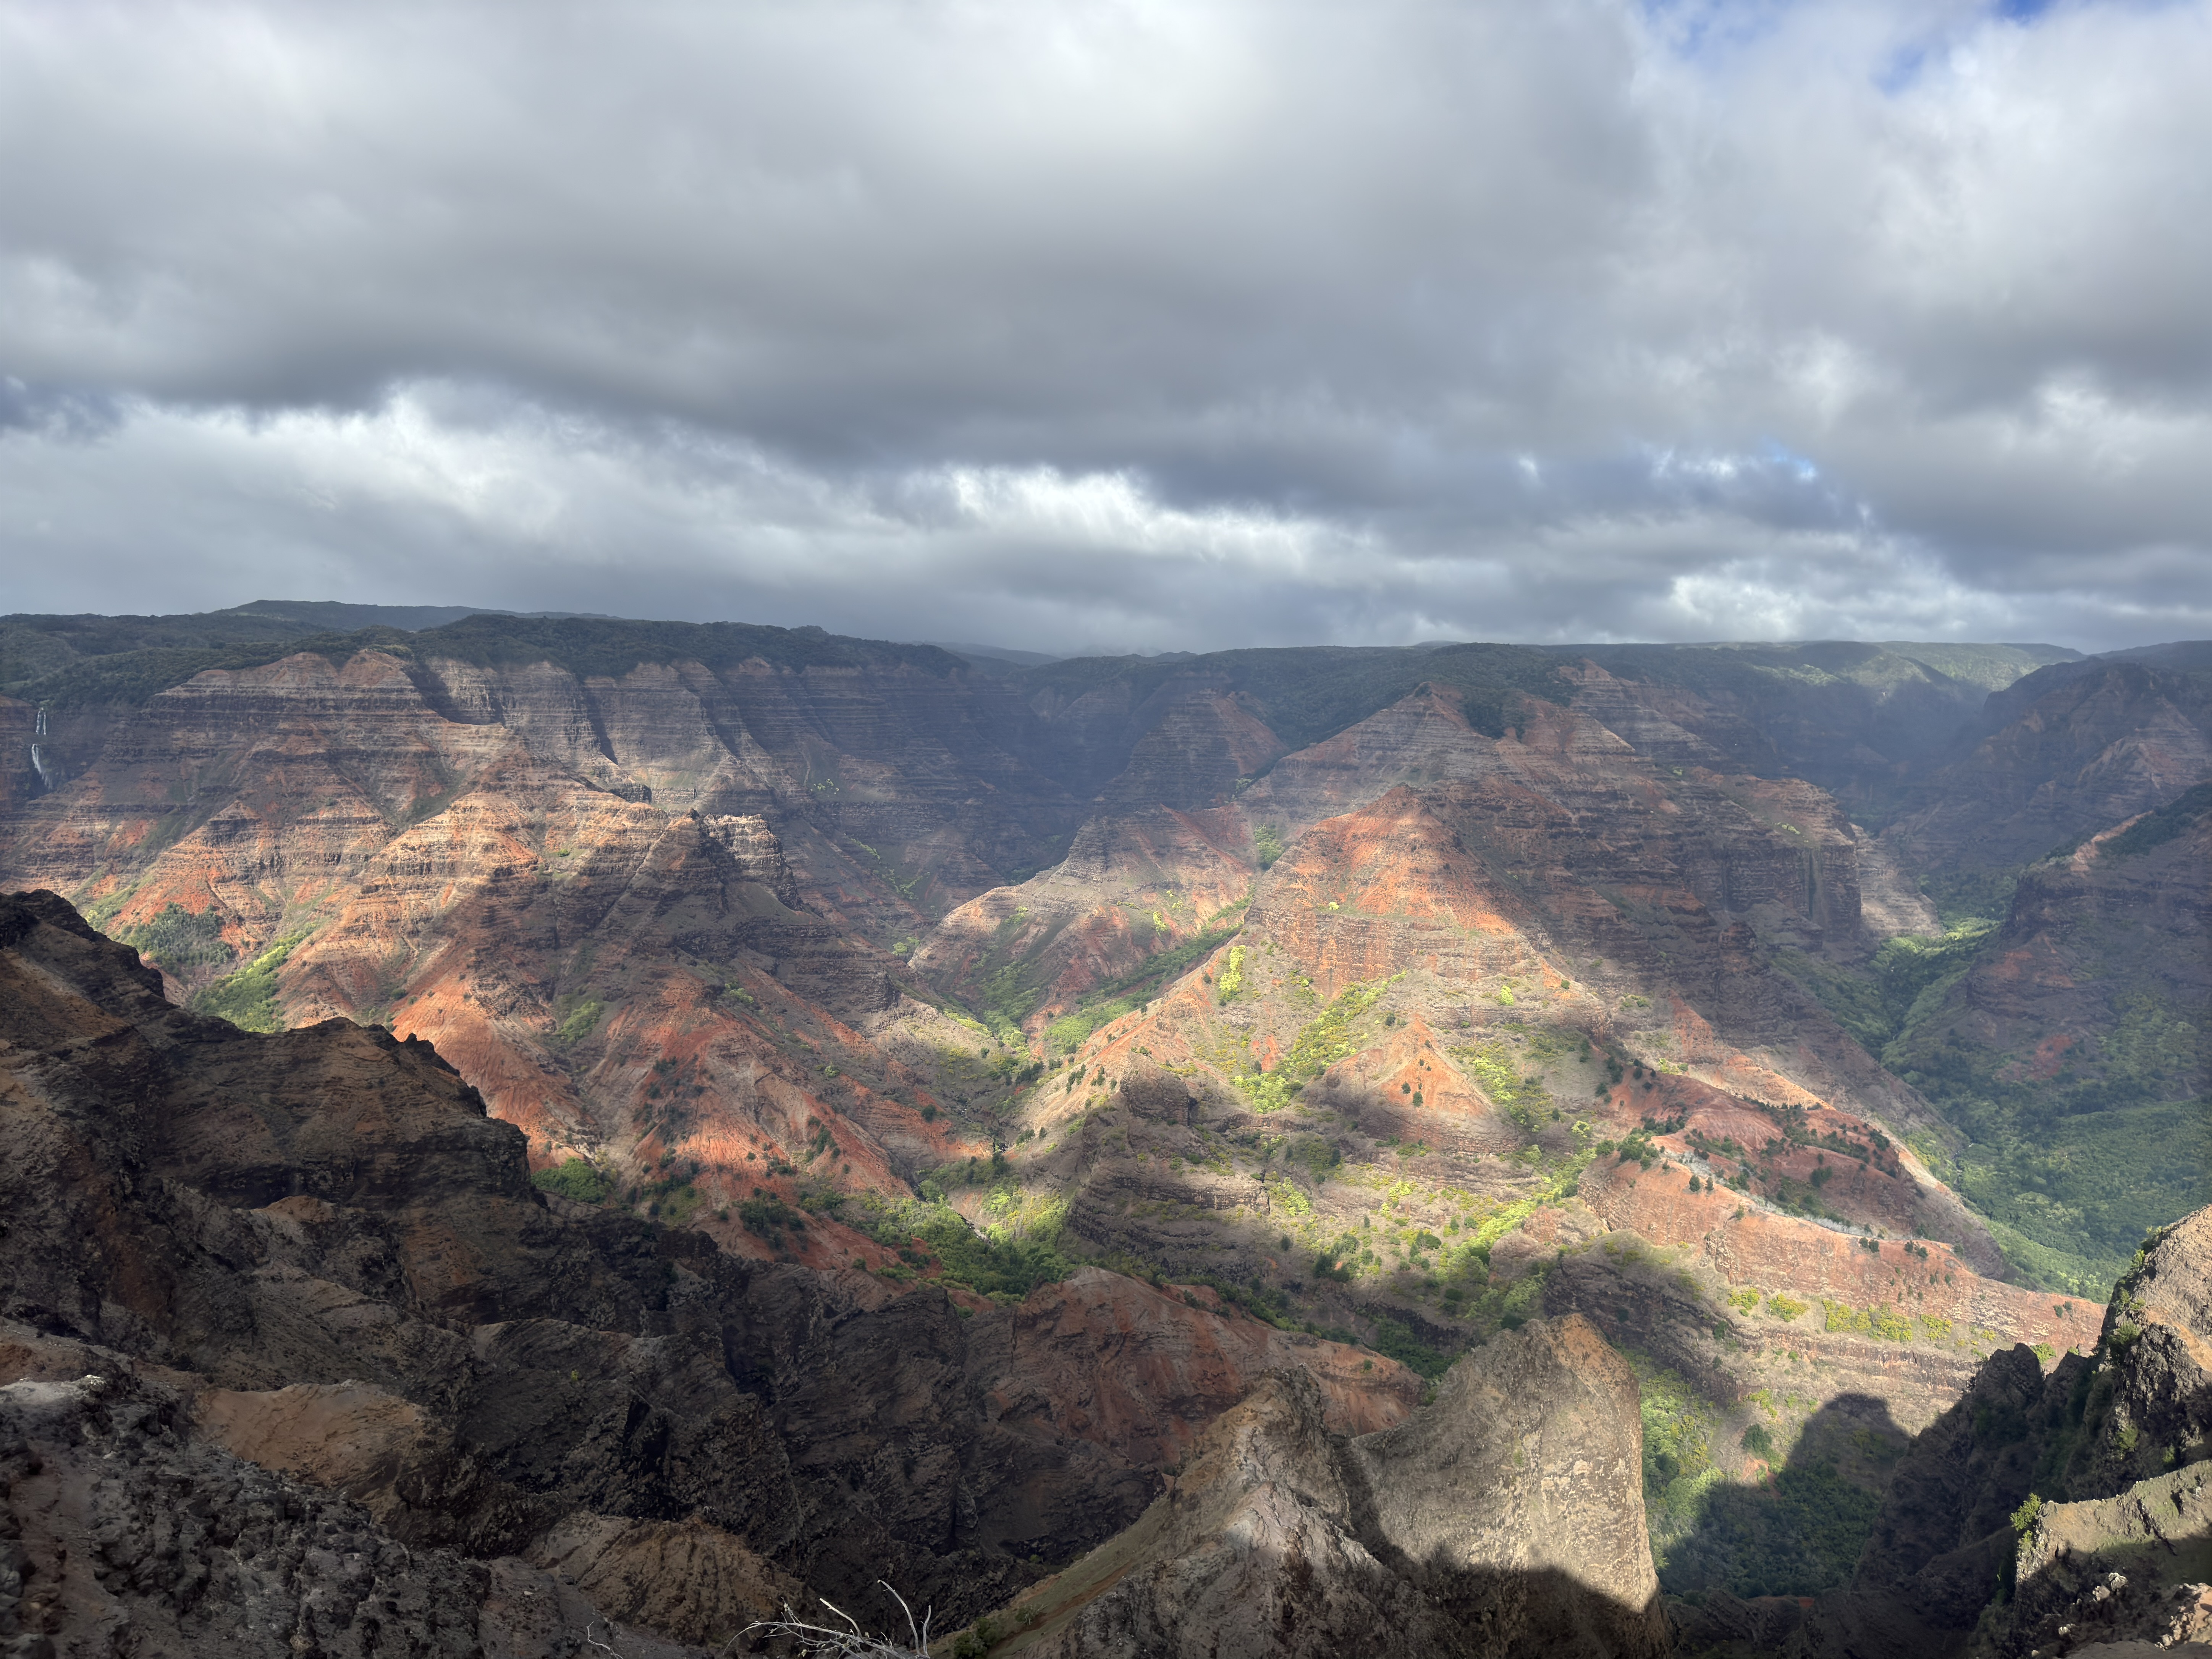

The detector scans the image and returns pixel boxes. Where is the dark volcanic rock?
[0,888,1157,1647]
[1767,1206,2212,1659]
[0,1360,709,1659]
[993,1314,1670,1659]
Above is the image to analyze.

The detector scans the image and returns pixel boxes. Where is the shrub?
[1372,1317,1459,1379]
[189,933,307,1033]
[1868,1305,1913,1342]
[1216,945,1248,1003]
[120,903,234,973]
[554,999,605,1045]
[740,1195,807,1248]
[531,1158,611,1203]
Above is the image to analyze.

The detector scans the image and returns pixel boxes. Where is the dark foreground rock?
[0,1360,712,1659]
[980,1313,1671,1659]
[0,888,1160,1651]
[1681,1205,2212,1658]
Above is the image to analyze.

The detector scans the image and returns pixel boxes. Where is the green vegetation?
[1775,922,1993,1058]
[1287,1134,1342,1184]
[553,998,606,1045]
[79,882,142,933]
[1902,1039,2208,1297]
[1658,1452,1885,1600]
[1252,823,1286,868]
[531,1158,611,1203]
[737,1193,807,1249]
[2097,780,2212,860]
[118,903,233,973]
[189,933,307,1033]
[1916,868,2021,930]
[1043,912,1248,1052]
[1822,1300,1916,1341]
[850,1192,1073,1302]
[1630,1353,1725,1566]
[1784,897,2208,1297]
[1943,1100,2209,1296]
[1215,944,1248,1002]
[1454,1036,1565,1134]
[1234,980,1387,1112]
[1625,1340,1908,1602]
[1371,1317,1459,1379]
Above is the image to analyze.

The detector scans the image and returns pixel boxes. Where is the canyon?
[1,604,2206,1654]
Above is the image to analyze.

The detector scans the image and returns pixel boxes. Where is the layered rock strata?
[0,889,1410,1651]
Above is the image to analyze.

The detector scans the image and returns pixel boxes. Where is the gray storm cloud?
[0,0,2207,651]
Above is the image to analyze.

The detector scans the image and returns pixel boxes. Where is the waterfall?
[28,706,54,789]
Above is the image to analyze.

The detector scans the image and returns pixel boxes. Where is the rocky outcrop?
[0,1363,713,1659]
[1995,1467,2212,1658]
[1748,1206,2212,1659]
[983,1315,1669,1659]
[0,888,1182,1643]
[2073,1209,2212,1498]
[981,1267,1421,1470]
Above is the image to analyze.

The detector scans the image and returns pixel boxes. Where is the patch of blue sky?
[1761,441,1821,482]
[1636,0,1801,63]
[1874,2,2102,97]
[1874,40,1933,95]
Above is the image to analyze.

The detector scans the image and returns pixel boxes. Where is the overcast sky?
[3,0,2208,654]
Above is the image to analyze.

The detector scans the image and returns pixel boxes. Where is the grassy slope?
[1780,801,2211,1297]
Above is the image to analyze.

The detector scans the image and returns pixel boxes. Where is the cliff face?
[985,1315,1668,1659]
[1233,686,1937,1121]
[1690,1205,2212,1659]
[1883,661,2212,875]
[1872,793,2212,1294]
[1894,804,2209,1113]
[0,888,1431,1653]
[0,1364,727,1659]
[5,616,2206,1632]
[0,647,1093,1220]
[1969,1205,2212,1658]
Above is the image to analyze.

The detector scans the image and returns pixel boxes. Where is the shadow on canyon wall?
[1660,1392,1903,1605]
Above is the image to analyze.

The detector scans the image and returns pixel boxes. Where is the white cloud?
[0,0,2204,650]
